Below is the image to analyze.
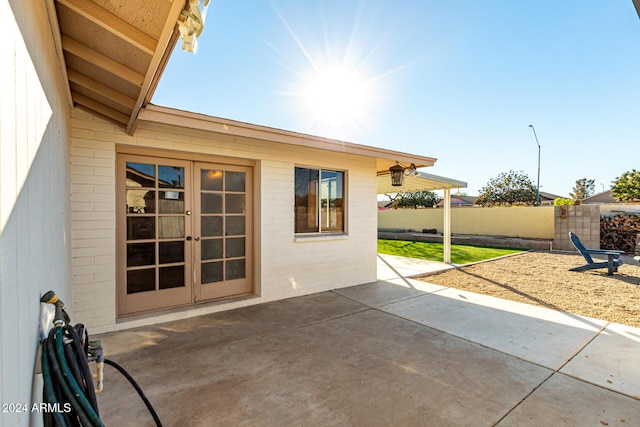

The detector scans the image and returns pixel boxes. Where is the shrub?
[553,197,573,206]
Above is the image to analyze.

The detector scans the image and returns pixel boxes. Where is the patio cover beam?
[377,171,467,265]
[62,35,145,86]
[67,69,136,111]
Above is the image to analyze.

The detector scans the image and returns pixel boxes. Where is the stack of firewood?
[600,213,640,253]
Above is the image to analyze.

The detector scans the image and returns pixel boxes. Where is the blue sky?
[154,1,640,197]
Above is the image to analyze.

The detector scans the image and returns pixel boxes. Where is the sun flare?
[272,3,394,139]
[301,65,372,127]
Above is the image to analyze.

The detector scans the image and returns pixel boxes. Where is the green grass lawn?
[378,239,524,265]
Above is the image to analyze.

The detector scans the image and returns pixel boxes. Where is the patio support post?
[443,188,451,263]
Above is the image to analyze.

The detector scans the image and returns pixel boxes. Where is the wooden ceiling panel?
[57,0,157,54]
[73,92,130,124]
[69,81,134,116]
[56,3,152,74]
[71,84,132,116]
[51,0,185,129]
[91,0,173,40]
[67,69,136,110]
[64,52,141,99]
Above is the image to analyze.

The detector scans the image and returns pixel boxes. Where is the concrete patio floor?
[96,256,640,426]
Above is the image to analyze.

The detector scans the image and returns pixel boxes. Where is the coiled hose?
[40,291,162,427]
[41,324,103,427]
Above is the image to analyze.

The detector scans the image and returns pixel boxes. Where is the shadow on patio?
[96,267,640,426]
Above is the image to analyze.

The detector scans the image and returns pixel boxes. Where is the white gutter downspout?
[443,188,452,263]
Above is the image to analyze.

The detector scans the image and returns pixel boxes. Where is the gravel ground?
[417,251,640,328]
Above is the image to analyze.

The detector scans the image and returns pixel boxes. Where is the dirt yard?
[417,251,640,328]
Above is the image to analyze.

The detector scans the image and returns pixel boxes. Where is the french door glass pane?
[127,243,155,267]
[226,260,246,280]
[226,238,245,258]
[127,269,155,294]
[201,170,223,191]
[225,172,245,192]
[158,217,184,239]
[158,191,184,214]
[159,266,184,289]
[201,193,223,214]
[225,216,245,236]
[127,217,155,240]
[158,166,185,189]
[201,239,223,260]
[126,163,155,187]
[202,262,223,283]
[126,189,155,214]
[159,241,184,264]
[201,216,223,236]
[225,194,245,214]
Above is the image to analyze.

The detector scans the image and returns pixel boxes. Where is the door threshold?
[116,293,259,326]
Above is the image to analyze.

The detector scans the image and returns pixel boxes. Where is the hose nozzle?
[40,290,69,326]
[40,290,59,304]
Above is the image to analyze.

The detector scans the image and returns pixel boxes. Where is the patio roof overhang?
[46,0,186,133]
[376,171,467,194]
[138,104,438,174]
[376,172,468,265]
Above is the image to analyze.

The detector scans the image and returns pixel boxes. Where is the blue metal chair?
[568,232,624,276]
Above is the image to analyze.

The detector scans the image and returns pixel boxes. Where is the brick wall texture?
[69,108,378,333]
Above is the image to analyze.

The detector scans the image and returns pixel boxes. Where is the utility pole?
[528,125,541,206]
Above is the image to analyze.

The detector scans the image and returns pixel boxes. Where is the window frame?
[294,166,347,236]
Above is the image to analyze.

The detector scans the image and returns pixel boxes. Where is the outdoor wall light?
[390,162,406,187]
[405,163,417,177]
[178,0,210,53]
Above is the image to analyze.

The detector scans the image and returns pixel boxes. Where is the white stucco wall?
[1,1,72,425]
[70,108,378,334]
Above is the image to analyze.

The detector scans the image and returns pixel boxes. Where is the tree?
[569,178,595,200]
[475,170,537,207]
[392,191,441,209]
[612,169,640,202]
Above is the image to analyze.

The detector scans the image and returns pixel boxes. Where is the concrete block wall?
[378,206,555,239]
[553,205,600,251]
[69,122,118,329]
[70,108,378,333]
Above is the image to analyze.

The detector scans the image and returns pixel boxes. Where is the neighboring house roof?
[539,191,563,202]
[48,0,186,132]
[581,190,617,204]
[436,195,476,207]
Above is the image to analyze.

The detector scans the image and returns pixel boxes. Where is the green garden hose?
[40,291,162,427]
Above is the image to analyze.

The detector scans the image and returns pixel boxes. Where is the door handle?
[186,236,192,241]
[194,236,201,241]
